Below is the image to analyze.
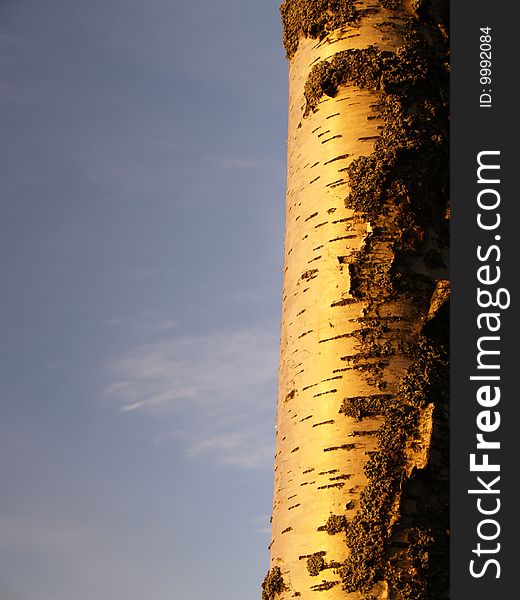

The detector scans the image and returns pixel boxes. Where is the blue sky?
[0,1,286,598]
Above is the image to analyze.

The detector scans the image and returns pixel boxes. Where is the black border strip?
[451,1,518,596]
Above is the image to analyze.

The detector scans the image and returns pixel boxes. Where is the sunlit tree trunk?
[263,1,449,599]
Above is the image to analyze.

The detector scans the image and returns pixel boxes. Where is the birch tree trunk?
[263,2,449,599]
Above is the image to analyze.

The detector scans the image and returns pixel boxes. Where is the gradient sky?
[0,2,287,598]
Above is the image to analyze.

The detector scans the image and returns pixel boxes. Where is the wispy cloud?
[106,327,278,468]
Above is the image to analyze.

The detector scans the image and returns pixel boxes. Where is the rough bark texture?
[265,1,449,599]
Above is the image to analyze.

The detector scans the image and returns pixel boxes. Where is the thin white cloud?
[107,328,277,412]
[106,327,278,468]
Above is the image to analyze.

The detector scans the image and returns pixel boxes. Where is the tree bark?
[263,2,449,599]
